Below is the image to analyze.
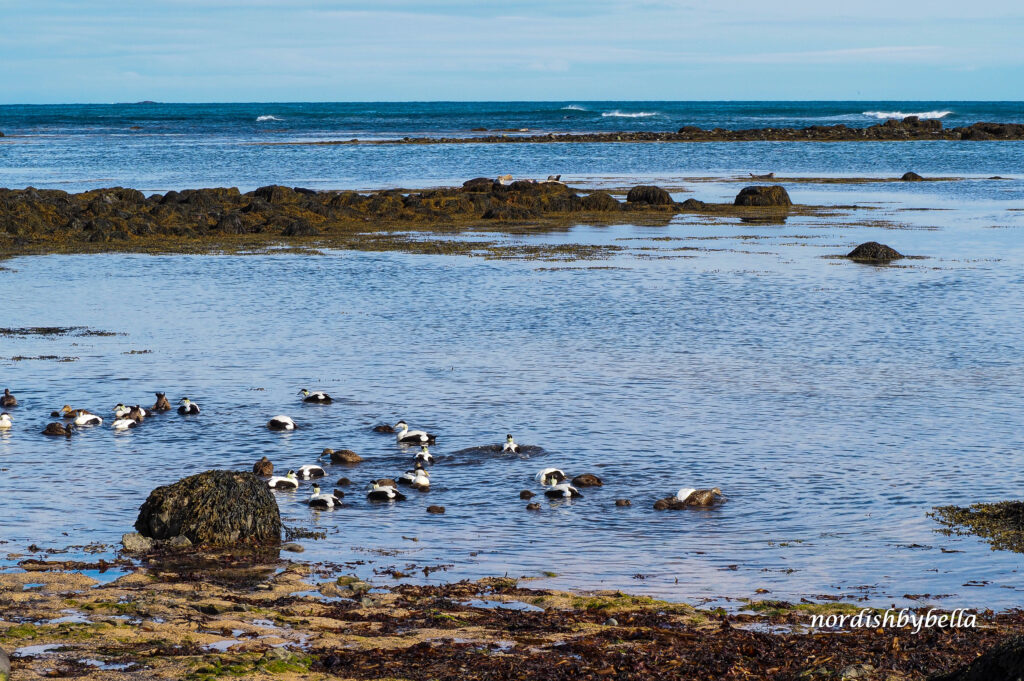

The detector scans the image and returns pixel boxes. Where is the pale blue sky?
[1,0,1022,103]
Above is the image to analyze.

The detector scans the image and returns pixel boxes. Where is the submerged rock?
[733,185,792,207]
[901,171,923,181]
[931,500,1024,553]
[933,635,1024,681]
[134,470,281,547]
[626,185,673,205]
[846,241,904,262]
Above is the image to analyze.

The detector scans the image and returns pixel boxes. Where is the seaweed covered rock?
[901,171,924,181]
[930,500,1024,553]
[581,191,622,212]
[932,635,1024,681]
[461,177,495,193]
[135,470,281,547]
[846,241,904,262]
[680,198,706,210]
[734,185,791,207]
[626,185,673,206]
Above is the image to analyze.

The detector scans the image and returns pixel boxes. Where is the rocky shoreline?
[260,118,1024,145]
[0,179,808,259]
[1,559,1021,681]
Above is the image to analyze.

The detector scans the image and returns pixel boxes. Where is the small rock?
[680,198,706,210]
[350,581,372,595]
[526,503,541,511]
[846,241,904,262]
[519,490,535,499]
[604,617,619,626]
[734,185,792,207]
[426,505,445,514]
[121,532,154,553]
[163,535,192,550]
[839,664,875,680]
[281,543,305,553]
[615,499,631,507]
[900,171,923,181]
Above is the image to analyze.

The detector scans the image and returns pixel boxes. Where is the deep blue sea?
[1,102,1023,611]
[2,101,1024,192]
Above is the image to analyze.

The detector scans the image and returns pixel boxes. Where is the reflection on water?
[0,181,1023,610]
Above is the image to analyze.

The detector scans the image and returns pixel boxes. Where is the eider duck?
[367,481,407,501]
[502,434,520,454]
[414,445,434,465]
[372,423,395,433]
[115,404,147,419]
[676,487,724,506]
[398,464,430,488]
[299,389,332,404]
[268,470,299,489]
[394,421,436,445]
[114,403,132,418]
[112,416,141,430]
[544,482,582,499]
[535,467,566,486]
[571,473,603,487]
[253,456,274,476]
[1,389,16,407]
[73,411,102,427]
[308,484,343,509]
[0,412,12,430]
[42,422,74,437]
[152,392,172,412]
[177,398,200,415]
[127,405,147,420]
[267,415,297,431]
[57,405,77,419]
[321,448,363,464]
[297,464,326,479]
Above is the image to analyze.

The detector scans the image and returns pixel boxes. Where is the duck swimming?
[268,470,299,490]
[398,463,430,488]
[72,411,102,427]
[177,398,200,415]
[535,467,566,485]
[112,416,141,430]
[0,413,11,430]
[253,456,274,476]
[115,404,148,419]
[308,484,343,509]
[395,421,436,445]
[267,415,297,431]
[42,422,74,437]
[544,483,582,499]
[299,389,332,404]
[414,445,434,465]
[152,392,172,412]
[502,434,520,454]
[676,487,724,506]
[297,464,326,479]
[367,481,407,501]
[1,389,16,407]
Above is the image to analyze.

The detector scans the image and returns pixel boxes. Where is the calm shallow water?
[1,177,1023,609]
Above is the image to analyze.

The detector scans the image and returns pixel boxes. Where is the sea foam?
[863,110,952,120]
[256,115,283,122]
[601,110,659,118]
[562,105,587,111]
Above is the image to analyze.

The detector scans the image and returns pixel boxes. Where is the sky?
[1,0,1022,103]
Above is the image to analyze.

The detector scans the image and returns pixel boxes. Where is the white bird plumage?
[178,398,200,415]
[367,481,407,501]
[267,415,297,431]
[676,488,697,503]
[535,467,566,486]
[544,482,582,499]
[0,412,11,430]
[398,465,430,488]
[112,417,139,430]
[502,434,520,453]
[414,445,434,464]
[297,464,325,479]
[74,411,102,427]
[394,420,435,445]
[268,470,299,489]
[308,484,343,509]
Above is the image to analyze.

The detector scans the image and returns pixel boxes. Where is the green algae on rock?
[930,501,1024,553]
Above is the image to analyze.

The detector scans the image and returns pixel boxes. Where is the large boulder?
[932,635,1024,681]
[901,171,924,181]
[734,185,791,207]
[846,241,904,262]
[134,470,281,547]
[626,185,673,205]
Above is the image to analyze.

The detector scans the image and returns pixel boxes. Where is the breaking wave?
[256,115,283,122]
[601,110,660,118]
[562,105,587,111]
[863,110,952,120]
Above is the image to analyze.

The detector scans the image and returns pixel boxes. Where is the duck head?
[298,389,310,396]
[60,404,74,415]
[311,484,321,496]
[395,420,408,431]
[506,434,514,442]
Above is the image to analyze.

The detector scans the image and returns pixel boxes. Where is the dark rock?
[481,205,539,220]
[932,635,1024,681]
[336,477,352,486]
[846,241,904,262]
[293,187,317,196]
[134,470,281,547]
[519,490,535,500]
[214,213,248,234]
[581,191,622,212]
[461,177,495,192]
[615,499,631,507]
[734,185,791,207]
[253,185,297,204]
[280,217,318,237]
[571,474,603,487]
[901,171,924,181]
[680,198,706,210]
[426,505,445,514]
[626,185,673,205]
[253,456,273,476]
[323,448,362,464]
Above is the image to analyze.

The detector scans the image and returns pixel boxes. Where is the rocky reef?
[134,470,281,547]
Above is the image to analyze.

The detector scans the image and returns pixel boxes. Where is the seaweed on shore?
[930,501,1024,553]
